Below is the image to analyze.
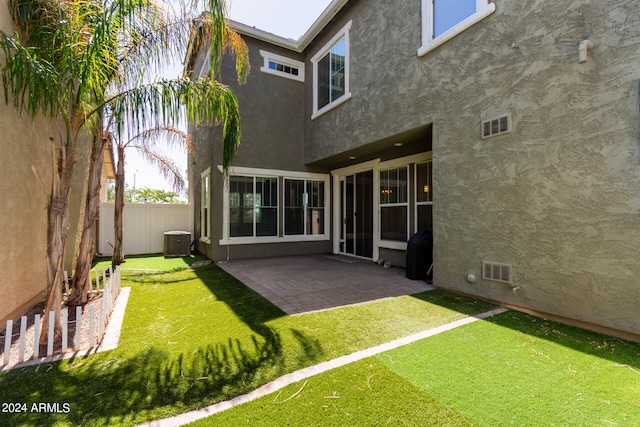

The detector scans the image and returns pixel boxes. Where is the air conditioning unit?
[163,231,191,257]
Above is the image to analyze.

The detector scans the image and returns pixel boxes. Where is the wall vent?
[482,261,513,284]
[482,113,511,138]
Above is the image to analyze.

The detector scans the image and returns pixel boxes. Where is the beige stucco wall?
[0,3,55,323]
[0,3,91,324]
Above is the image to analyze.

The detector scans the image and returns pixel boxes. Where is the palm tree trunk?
[68,134,107,306]
[112,144,126,267]
[40,142,75,344]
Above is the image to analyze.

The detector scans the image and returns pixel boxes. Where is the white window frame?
[200,168,211,244]
[259,50,305,82]
[219,166,330,245]
[331,153,432,259]
[310,20,353,120]
[418,0,495,57]
[226,174,279,241]
[414,161,433,234]
[284,178,327,237]
[379,165,411,245]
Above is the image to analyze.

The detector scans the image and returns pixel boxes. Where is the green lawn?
[1,256,638,426]
[92,253,204,272]
[193,311,640,426]
[0,257,495,426]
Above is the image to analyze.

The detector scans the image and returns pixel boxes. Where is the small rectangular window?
[260,50,305,82]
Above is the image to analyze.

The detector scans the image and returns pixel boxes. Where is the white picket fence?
[0,266,121,369]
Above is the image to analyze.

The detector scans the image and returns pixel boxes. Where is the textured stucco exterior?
[429,0,640,336]
[188,37,331,261]
[188,0,640,337]
[0,2,92,324]
[0,3,54,323]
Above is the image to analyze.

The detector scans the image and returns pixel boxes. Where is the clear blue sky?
[125,0,332,197]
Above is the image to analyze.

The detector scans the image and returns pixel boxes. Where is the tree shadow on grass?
[0,337,281,426]
[0,263,327,426]
[0,315,324,426]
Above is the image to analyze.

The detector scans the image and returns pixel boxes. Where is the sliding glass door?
[340,170,373,258]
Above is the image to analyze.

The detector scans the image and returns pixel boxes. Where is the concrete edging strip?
[141,307,508,427]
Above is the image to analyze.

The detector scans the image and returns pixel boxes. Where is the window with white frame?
[200,168,211,243]
[380,166,409,242]
[220,166,330,244]
[259,50,305,82]
[311,21,352,119]
[284,179,325,236]
[229,176,278,238]
[415,162,433,232]
[418,0,495,57]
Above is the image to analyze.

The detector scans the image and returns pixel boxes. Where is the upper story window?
[418,0,495,57]
[311,21,352,119]
[259,50,305,82]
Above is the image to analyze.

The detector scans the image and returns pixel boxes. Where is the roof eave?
[230,0,350,53]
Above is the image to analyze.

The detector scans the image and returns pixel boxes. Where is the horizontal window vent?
[482,261,513,284]
[482,113,511,139]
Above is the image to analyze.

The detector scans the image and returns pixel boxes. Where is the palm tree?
[110,125,193,267]
[0,0,248,337]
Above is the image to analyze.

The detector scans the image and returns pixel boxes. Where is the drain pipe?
[578,39,594,63]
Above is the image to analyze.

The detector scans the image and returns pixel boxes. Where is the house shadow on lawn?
[481,309,640,369]
[413,289,640,369]
[410,289,500,317]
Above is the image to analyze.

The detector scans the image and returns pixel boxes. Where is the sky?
[124,0,333,197]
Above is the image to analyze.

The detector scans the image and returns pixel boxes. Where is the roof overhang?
[230,0,350,53]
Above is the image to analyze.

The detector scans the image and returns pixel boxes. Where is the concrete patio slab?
[217,254,433,315]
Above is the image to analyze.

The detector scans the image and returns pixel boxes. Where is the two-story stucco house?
[186,0,640,340]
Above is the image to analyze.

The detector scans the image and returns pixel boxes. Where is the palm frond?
[126,125,194,154]
[0,30,61,118]
[105,77,240,168]
[132,143,186,192]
